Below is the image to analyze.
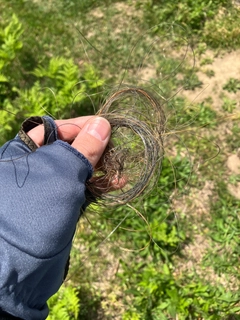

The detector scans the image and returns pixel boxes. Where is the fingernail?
[86,117,110,141]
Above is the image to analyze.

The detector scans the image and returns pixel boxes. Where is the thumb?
[71,117,111,168]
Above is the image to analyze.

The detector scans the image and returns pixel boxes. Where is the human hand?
[28,116,126,195]
[0,115,115,319]
[28,115,111,168]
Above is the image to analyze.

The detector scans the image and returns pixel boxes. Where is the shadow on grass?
[77,286,105,320]
[226,315,240,320]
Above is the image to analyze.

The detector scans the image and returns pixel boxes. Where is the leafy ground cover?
[0,0,240,319]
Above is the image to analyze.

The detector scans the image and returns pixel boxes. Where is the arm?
[0,116,110,320]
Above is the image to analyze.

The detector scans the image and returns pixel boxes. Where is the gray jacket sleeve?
[0,116,93,319]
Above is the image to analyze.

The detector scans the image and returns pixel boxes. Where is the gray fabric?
[0,117,93,319]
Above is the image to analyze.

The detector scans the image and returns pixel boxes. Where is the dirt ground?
[182,50,240,200]
[182,49,240,112]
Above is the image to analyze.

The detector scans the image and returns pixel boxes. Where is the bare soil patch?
[182,50,240,112]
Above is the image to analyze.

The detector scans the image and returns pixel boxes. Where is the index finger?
[55,116,94,142]
[27,116,94,146]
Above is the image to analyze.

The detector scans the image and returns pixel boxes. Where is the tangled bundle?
[86,87,166,205]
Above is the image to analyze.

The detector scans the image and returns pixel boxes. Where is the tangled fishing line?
[86,87,166,205]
